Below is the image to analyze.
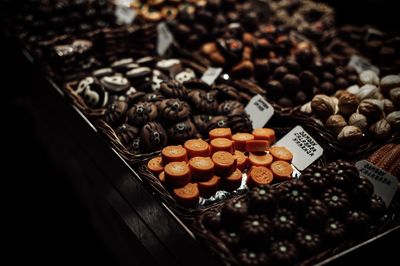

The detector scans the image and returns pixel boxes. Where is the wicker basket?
[191,189,400,266]
[290,109,400,161]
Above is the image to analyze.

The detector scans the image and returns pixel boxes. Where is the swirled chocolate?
[115,124,139,147]
[160,80,188,100]
[127,102,158,127]
[167,119,199,144]
[207,115,229,132]
[218,100,244,116]
[76,76,108,109]
[104,100,128,127]
[228,112,253,133]
[158,99,191,123]
[140,122,168,152]
[189,90,219,114]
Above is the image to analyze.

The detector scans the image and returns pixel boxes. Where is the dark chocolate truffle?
[269,240,299,266]
[282,74,301,95]
[115,123,139,147]
[158,99,190,123]
[167,119,199,144]
[295,228,322,257]
[127,102,158,127]
[221,199,248,230]
[323,218,347,245]
[189,90,219,114]
[237,249,268,266]
[140,122,168,153]
[217,230,240,251]
[303,199,329,231]
[272,209,298,239]
[160,80,188,100]
[240,214,272,247]
[203,211,221,233]
[192,114,212,135]
[321,187,349,218]
[345,210,370,237]
[104,100,128,127]
[218,100,244,116]
[279,180,311,213]
[248,185,278,215]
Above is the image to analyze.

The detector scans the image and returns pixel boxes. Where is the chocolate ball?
[335,78,349,91]
[294,90,308,105]
[273,66,289,80]
[320,81,336,95]
[284,60,301,75]
[277,97,294,107]
[282,74,301,95]
[267,80,284,99]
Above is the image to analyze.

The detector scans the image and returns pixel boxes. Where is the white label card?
[201,67,223,86]
[245,94,274,128]
[348,55,380,75]
[355,160,398,207]
[115,5,137,25]
[275,126,323,171]
[157,22,174,56]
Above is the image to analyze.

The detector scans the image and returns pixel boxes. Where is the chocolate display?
[201,160,389,264]
[300,71,400,147]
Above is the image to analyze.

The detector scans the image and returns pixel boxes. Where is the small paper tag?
[245,94,274,128]
[115,5,137,25]
[157,22,174,56]
[201,67,223,85]
[355,160,398,207]
[275,126,323,171]
[348,55,380,75]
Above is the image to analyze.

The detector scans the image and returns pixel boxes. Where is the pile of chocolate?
[74,57,254,153]
[203,160,386,265]
[300,70,400,146]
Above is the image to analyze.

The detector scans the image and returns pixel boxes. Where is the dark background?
[1,1,399,265]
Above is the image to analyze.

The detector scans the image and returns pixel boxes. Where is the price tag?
[355,160,398,207]
[201,67,223,85]
[157,22,174,56]
[348,55,380,75]
[245,94,274,128]
[275,126,323,171]
[115,5,137,25]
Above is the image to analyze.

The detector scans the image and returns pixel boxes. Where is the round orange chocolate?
[247,166,273,187]
[198,175,221,198]
[252,128,276,143]
[232,133,254,151]
[209,128,232,140]
[189,156,215,182]
[212,151,237,177]
[233,150,248,171]
[270,160,293,181]
[164,161,191,187]
[147,156,164,175]
[249,152,273,167]
[184,139,210,158]
[161,145,188,165]
[173,183,200,208]
[269,146,293,163]
[221,169,242,192]
[210,138,234,154]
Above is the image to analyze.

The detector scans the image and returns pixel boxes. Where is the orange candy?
[248,152,273,167]
[189,157,215,182]
[209,128,232,140]
[161,145,188,165]
[164,161,191,187]
[184,139,211,158]
[147,156,164,175]
[233,150,248,171]
[270,160,293,181]
[172,183,200,208]
[221,169,242,192]
[269,146,293,163]
[247,166,274,187]
[212,151,237,177]
[198,175,221,198]
[210,138,234,154]
[252,128,276,143]
[232,133,255,151]
[245,140,270,153]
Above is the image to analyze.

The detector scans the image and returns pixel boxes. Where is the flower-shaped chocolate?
[321,187,349,217]
[272,209,298,239]
[240,214,272,247]
[248,185,278,216]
